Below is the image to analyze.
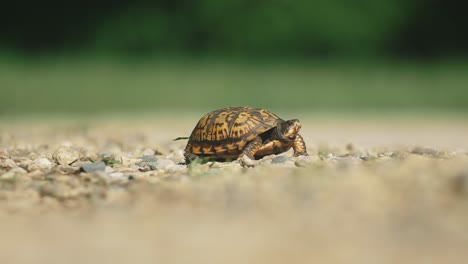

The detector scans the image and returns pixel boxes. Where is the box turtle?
[184,107,308,167]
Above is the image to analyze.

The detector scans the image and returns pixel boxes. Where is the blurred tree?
[92,5,190,56]
[89,0,412,57]
[0,0,466,58]
[191,0,411,56]
[0,2,116,52]
[393,0,468,58]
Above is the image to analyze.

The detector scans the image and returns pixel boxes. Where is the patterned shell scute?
[186,107,282,156]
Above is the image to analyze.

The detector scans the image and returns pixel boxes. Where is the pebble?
[142,149,156,156]
[137,157,175,171]
[14,157,32,169]
[99,151,115,160]
[53,146,79,165]
[80,161,106,173]
[165,164,187,172]
[141,155,157,162]
[155,158,175,169]
[28,169,46,178]
[0,158,17,169]
[360,155,371,161]
[28,158,53,171]
[56,165,80,174]
[109,172,126,178]
[0,149,9,158]
[271,155,289,164]
[0,167,28,180]
[166,149,184,161]
[105,166,115,173]
[11,167,28,175]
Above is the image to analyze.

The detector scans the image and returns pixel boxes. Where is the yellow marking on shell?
[191,144,202,154]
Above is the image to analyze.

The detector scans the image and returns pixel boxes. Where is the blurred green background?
[0,0,467,116]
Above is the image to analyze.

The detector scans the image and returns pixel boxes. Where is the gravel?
[1,119,468,264]
[53,146,79,165]
[0,158,17,169]
[271,155,289,164]
[141,155,157,162]
[28,158,53,171]
[80,161,106,173]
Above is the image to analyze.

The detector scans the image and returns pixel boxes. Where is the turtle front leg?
[292,134,308,157]
[239,136,262,167]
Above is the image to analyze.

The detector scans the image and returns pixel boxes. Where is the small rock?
[80,161,106,173]
[136,161,157,171]
[166,149,184,161]
[105,166,115,173]
[272,155,289,164]
[28,169,46,178]
[56,165,80,174]
[0,149,9,158]
[99,151,115,160]
[141,155,157,162]
[53,146,79,165]
[10,167,28,175]
[28,158,53,171]
[155,158,175,169]
[109,172,126,178]
[142,149,156,156]
[138,158,175,171]
[165,164,187,172]
[71,160,92,169]
[0,158,17,169]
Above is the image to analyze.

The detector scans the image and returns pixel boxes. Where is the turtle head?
[278,119,302,141]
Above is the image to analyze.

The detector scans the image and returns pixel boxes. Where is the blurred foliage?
[188,0,409,55]
[0,0,466,58]
[88,0,415,57]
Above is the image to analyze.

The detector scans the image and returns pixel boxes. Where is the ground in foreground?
[1,117,468,264]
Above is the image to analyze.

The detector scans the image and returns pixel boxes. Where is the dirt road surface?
[1,116,468,264]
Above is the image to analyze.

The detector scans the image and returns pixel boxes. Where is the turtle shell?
[185,107,283,158]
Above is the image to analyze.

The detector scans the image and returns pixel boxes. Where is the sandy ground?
[1,116,468,264]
